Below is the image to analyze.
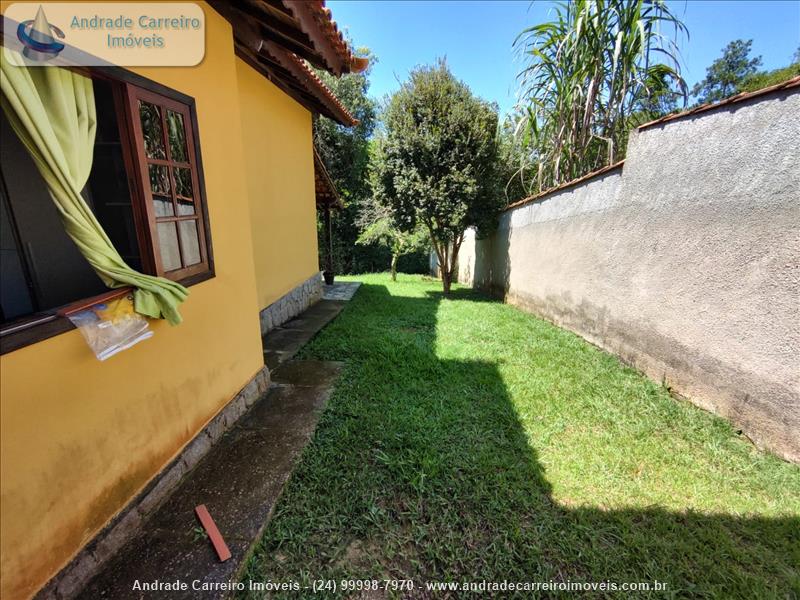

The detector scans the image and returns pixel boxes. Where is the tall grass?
[514,0,687,193]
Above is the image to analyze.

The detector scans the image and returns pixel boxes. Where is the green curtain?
[0,53,188,324]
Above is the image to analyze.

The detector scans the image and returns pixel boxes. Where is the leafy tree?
[739,47,800,93]
[314,49,376,205]
[355,197,428,281]
[373,61,501,295]
[514,0,687,194]
[312,48,379,274]
[691,39,762,103]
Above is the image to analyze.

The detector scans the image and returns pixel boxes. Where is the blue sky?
[328,0,800,116]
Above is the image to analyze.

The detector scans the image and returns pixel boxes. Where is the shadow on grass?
[423,287,500,304]
[240,282,799,598]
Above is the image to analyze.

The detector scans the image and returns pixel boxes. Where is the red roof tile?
[282,0,368,75]
[290,53,358,126]
[306,1,368,73]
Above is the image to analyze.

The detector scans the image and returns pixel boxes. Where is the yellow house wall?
[235,57,320,311]
[0,6,269,599]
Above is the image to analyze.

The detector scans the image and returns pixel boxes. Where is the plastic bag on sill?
[67,293,153,361]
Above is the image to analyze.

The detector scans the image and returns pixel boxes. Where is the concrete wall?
[458,88,800,462]
[235,57,321,312]
[0,6,267,599]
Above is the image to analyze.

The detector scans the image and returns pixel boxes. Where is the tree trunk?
[442,269,452,296]
[391,253,398,281]
[441,234,462,297]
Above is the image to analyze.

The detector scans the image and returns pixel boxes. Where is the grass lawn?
[241,274,799,598]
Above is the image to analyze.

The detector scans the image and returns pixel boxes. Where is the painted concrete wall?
[0,6,267,599]
[458,88,800,462]
[235,57,321,311]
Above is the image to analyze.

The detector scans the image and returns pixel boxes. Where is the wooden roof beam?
[235,0,332,70]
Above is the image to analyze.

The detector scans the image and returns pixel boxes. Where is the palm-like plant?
[514,0,687,193]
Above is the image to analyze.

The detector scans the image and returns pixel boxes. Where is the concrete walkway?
[322,281,361,301]
[262,298,349,369]
[75,298,355,599]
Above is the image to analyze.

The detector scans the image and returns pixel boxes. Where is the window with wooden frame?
[125,86,210,280]
[0,68,213,353]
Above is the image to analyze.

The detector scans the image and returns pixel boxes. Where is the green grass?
[240,274,800,598]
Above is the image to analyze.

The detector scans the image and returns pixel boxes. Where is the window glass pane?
[157,221,181,271]
[166,110,188,163]
[176,199,195,216]
[148,164,171,195]
[0,188,35,320]
[178,219,201,266]
[153,195,174,217]
[174,167,193,198]
[138,101,166,159]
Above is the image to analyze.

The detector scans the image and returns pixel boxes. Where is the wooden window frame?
[123,85,211,281]
[1,66,214,355]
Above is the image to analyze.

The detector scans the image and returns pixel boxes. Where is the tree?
[355,197,428,281]
[312,48,379,274]
[373,61,501,295]
[514,0,687,194]
[691,39,762,104]
[739,47,800,94]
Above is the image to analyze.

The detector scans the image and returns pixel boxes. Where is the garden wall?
[457,85,800,462]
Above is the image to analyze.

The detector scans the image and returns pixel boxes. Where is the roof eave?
[283,0,366,75]
[211,1,358,127]
[314,148,343,209]
[262,41,358,126]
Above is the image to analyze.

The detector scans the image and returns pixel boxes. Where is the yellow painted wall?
[235,57,320,310]
[0,6,267,599]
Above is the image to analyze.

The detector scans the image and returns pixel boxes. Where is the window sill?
[0,315,75,355]
[0,271,214,356]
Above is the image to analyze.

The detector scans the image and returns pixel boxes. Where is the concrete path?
[75,298,355,599]
[322,281,361,301]
[262,299,348,369]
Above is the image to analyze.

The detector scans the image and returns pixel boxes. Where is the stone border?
[35,367,272,600]
[259,272,323,335]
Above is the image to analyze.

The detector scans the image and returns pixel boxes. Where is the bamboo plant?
[514,0,688,193]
